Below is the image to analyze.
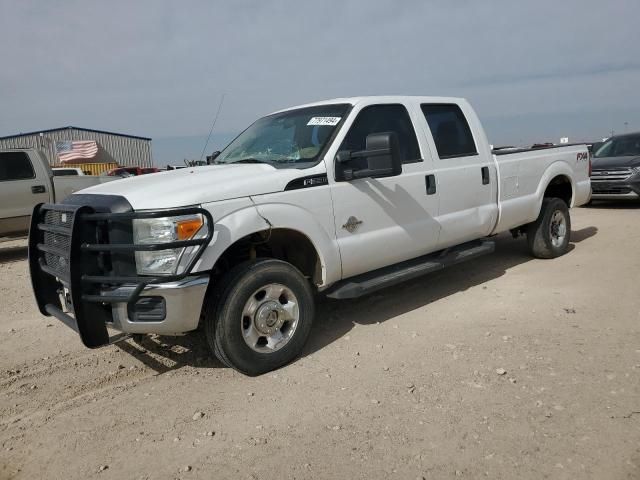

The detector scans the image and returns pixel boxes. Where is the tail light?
[588,152,592,177]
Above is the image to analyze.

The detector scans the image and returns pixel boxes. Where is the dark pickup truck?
[590,132,640,200]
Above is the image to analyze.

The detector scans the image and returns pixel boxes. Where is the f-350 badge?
[342,216,363,233]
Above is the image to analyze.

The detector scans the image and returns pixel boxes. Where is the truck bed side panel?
[492,146,590,233]
[52,175,120,203]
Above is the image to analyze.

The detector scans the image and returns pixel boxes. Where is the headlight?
[133,214,209,276]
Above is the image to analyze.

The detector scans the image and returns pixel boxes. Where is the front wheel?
[204,259,315,376]
[526,197,571,259]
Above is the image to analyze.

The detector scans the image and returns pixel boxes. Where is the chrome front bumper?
[109,275,210,335]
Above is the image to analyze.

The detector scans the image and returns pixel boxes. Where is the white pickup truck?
[28,96,591,375]
[0,149,117,241]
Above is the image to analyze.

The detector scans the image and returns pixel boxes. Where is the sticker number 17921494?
[307,117,342,126]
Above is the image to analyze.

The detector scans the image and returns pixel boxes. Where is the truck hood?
[79,164,310,209]
[591,156,640,169]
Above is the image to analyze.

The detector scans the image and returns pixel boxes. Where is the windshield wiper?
[226,158,273,165]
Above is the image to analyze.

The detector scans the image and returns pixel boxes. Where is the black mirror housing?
[336,150,352,164]
[362,132,402,177]
[336,132,402,181]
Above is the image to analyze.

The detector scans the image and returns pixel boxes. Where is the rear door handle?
[425,174,436,195]
[31,185,46,194]
[481,167,490,185]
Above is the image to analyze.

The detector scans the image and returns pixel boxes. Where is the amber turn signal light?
[176,216,204,240]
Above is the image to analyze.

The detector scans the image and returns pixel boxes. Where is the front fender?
[255,201,342,286]
[193,198,341,288]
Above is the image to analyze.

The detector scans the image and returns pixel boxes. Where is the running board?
[326,240,495,300]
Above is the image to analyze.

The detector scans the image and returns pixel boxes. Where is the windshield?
[594,134,640,158]
[215,104,350,167]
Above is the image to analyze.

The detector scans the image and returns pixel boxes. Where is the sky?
[1,0,639,165]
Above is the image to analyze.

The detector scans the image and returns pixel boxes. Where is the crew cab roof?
[607,131,640,140]
[271,95,467,114]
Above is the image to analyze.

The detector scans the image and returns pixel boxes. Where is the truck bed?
[492,144,591,233]
[52,175,119,202]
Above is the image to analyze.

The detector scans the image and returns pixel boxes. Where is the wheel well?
[212,228,322,287]
[544,175,572,206]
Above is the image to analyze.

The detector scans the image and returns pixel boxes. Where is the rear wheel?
[203,259,314,376]
[526,197,571,259]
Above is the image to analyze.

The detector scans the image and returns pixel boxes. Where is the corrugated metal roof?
[0,126,151,141]
[0,127,153,168]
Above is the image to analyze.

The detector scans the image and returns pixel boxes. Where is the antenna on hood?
[199,93,226,163]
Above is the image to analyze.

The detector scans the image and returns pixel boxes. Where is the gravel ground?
[0,204,639,480]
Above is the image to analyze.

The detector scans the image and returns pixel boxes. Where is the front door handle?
[425,174,436,195]
[481,166,490,185]
[31,185,46,194]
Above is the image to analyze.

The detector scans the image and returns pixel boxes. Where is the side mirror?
[336,150,352,164]
[336,132,402,181]
[206,151,221,165]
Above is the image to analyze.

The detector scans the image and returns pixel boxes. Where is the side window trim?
[437,151,479,160]
[420,103,478,160]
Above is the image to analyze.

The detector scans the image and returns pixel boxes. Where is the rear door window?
[0,152,35,181]
[421,104,478,159]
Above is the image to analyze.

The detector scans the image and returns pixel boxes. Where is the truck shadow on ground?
[116,333,223,373]
[0,245,28,264]
[303,228,597,357]
[117,228,598,374]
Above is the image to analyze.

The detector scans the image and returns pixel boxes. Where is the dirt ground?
[1,204,639,480]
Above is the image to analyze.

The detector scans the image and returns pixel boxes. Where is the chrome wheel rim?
[241,283,299,353]
[549,210,567,248]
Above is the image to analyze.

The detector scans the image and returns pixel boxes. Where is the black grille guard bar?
[75,207,214,303]
[29,203,213,348]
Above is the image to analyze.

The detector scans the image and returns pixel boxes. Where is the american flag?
[55,140,99,163]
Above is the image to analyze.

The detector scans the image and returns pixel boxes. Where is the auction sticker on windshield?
[307,117,341,126]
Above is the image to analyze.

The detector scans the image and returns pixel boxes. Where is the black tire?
[526,197,571,259]
[203,259,315,376]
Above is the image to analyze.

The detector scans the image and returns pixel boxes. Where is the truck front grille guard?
[29,203,213,348]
